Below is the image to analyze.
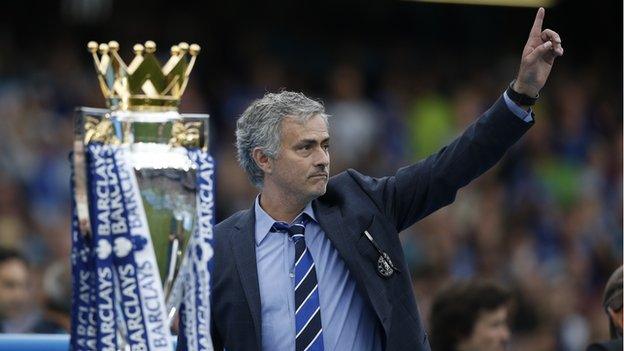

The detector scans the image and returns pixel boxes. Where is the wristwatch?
[506,79,539,106]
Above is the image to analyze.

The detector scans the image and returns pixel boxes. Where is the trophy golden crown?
[87,40,200,111]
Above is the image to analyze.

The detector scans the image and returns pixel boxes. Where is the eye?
[296,144,312,153]
[297,144,311,152]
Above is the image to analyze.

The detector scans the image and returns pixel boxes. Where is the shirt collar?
[254,195,317,246]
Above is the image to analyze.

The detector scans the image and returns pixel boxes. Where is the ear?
[607,307,624,328]
[608,307,615,319]
[252,147,273,175]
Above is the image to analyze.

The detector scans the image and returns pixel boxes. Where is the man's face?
[266,114,330,202]
[458,307,510,351]
[0,259,29,319]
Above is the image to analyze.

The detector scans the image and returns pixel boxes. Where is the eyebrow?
[296,137,330,146]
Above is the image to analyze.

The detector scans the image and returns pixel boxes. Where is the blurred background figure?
[30,260,72,334]
[429,280,512,351]
[327,63,381,172]
[586,266,623,351]
[602,266,623,340]
[0,248,36,333]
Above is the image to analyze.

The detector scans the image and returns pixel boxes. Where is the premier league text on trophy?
[70,40,215,351]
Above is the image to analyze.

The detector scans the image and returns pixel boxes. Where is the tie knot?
[270,216,309,239]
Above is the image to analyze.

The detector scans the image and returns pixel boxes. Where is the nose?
[314,146,330,169]
[499,326,511,344]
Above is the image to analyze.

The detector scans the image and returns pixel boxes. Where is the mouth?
[309,173,328,180]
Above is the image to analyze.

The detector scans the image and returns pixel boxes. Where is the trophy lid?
[87,40,200,112]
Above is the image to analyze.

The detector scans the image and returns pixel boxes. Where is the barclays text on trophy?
[70,40,215,351]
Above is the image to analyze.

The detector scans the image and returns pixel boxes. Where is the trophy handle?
[163,217,184,300]
[73,140,92,237]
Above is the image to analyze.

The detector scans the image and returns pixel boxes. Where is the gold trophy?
[71,40,213,350]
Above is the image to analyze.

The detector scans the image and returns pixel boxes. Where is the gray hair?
[236,91,328,188]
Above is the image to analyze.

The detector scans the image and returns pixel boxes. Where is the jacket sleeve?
[348,95,533,232]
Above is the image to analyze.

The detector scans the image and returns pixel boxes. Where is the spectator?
[586,266,623,351]
[429,280,512,351]
[326,63,381,172]
[30,260,71,334]
[0,248,36,333]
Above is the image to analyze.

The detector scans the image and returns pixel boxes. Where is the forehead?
[477,306,508,323]
[0,259,28,276]
[280,115,329,141]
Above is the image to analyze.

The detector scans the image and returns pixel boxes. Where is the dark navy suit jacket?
[210,97,533,351]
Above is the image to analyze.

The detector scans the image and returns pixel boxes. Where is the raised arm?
[349,8,564,232]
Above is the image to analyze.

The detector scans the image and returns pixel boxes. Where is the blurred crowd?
[0,1,621,350]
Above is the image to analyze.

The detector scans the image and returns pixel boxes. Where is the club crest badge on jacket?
[377,252,394,278]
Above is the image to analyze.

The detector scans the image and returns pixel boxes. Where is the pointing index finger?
[530,7,545,37]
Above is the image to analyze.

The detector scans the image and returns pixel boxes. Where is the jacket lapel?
[312,200,393,336]
[230,209,262,350]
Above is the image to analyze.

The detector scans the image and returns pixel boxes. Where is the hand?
[513,7,564,97]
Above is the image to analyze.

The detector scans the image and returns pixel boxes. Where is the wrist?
[507,79,539,107]
[511,79,539,98]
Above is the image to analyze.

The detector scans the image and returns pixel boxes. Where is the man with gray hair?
[210,8,563,351]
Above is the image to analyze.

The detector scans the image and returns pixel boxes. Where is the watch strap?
[507,79,539,106]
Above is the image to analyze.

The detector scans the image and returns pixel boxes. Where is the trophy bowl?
[75,107,209,313]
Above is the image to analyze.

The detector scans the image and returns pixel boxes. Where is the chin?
[317,186,328,196]
[308,184,327,199]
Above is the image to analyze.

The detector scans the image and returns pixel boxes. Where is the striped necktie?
[271,217,324,351]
